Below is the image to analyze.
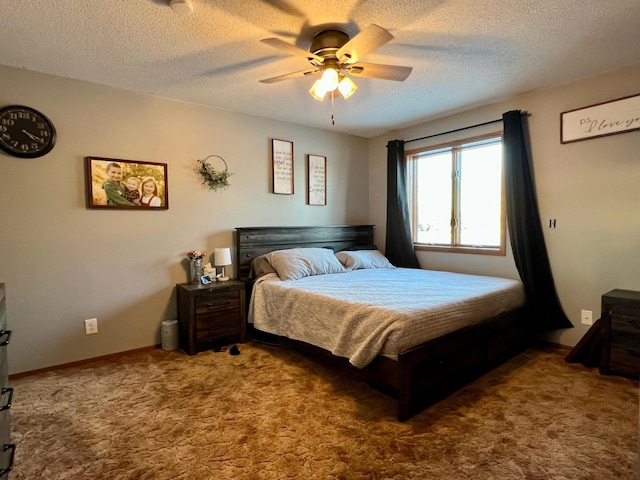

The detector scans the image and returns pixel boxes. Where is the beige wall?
[0,66,370,374]
[369,63,640,348]
[3,63,639,374]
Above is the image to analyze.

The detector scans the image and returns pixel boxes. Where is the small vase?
[190,259,203,284]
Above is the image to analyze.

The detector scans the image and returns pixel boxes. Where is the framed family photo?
[85,157,168,209]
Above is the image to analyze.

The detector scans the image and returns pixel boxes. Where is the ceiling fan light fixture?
[309,68,340,101]
[309,71,358,101]
[337,76,358,99]
[260,24,412,105]
[320,68,339,92]
[309,79,328,101]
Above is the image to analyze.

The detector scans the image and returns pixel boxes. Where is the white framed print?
[272,139,294,194]
[560,93,640,143]
[307,154,326,206]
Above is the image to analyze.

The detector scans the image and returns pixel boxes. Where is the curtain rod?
[403,111,529,144]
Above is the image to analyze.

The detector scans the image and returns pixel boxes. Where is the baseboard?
[535,339,573,354]
[9,344,162,379]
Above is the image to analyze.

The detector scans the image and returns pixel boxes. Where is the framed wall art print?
[307,154,326,206]
[560,93,640,143]
[272,139,294,195]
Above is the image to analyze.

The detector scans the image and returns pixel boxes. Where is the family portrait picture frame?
[85,156,169,209]
[272,139,294,195]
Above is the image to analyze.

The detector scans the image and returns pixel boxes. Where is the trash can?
[161,320,179,351]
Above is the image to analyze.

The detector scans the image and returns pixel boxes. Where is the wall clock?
[0,105,57,158]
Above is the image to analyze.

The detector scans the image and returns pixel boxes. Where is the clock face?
[0,105,56,158]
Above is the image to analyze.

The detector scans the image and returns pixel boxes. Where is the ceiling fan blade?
[259,69,318,84]
[347,62,413,81]
[336,24,394,64]
[260,38,324,62]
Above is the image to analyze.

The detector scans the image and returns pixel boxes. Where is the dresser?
[600,289,640,379]
[0,284,15,478]
[176,281,246,355]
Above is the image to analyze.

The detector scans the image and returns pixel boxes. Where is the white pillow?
[336,250,395,270]
[265,248,346,281]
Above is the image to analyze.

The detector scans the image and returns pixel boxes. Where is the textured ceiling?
[1,0,639,138]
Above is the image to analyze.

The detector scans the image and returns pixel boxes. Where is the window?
[407,133,505,255]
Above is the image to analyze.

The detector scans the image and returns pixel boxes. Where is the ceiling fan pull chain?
[331,91,335,125]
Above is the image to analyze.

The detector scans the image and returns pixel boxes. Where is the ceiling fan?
[259,24,412,101]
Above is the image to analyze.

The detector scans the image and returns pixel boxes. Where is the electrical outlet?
[580,310,593,326]
[84,318,98,335]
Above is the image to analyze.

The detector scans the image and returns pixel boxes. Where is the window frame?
[406,132,506,256]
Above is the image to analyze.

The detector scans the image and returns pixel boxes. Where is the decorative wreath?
[196,155,234,191]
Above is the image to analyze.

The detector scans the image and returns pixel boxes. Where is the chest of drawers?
[0,284,15,477]
[600,289,640,378]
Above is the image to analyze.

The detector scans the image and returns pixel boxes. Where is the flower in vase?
[187,250,205,261]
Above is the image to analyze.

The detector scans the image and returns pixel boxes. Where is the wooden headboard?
[234,225,375,282]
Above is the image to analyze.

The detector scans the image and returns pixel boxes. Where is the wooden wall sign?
[307,154,326,206]
[272,139,294,194]
[561,93,640,143]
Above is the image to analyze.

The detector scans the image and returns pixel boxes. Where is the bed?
[235,225,534,421]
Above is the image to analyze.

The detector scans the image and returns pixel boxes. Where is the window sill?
[414,244,506,256]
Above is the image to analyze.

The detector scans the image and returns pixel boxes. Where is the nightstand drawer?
[197,316,240,344]
[196,291,239,315]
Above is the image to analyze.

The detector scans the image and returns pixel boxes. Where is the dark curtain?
[503,111,572,331]
[385,140,420,268]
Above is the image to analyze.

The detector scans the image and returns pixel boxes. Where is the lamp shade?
[337,76,357,99]
[214,247,232,266]
[309,79,328,101]
[320,68,339,91]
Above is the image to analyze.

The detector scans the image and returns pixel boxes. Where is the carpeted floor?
[9,342,639,479]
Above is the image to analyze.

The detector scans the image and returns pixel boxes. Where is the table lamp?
[214,247,232,281]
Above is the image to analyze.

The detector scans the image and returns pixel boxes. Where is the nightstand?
[176,280,246,355]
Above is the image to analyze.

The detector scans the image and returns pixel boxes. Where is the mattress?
[249,268,526,368]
